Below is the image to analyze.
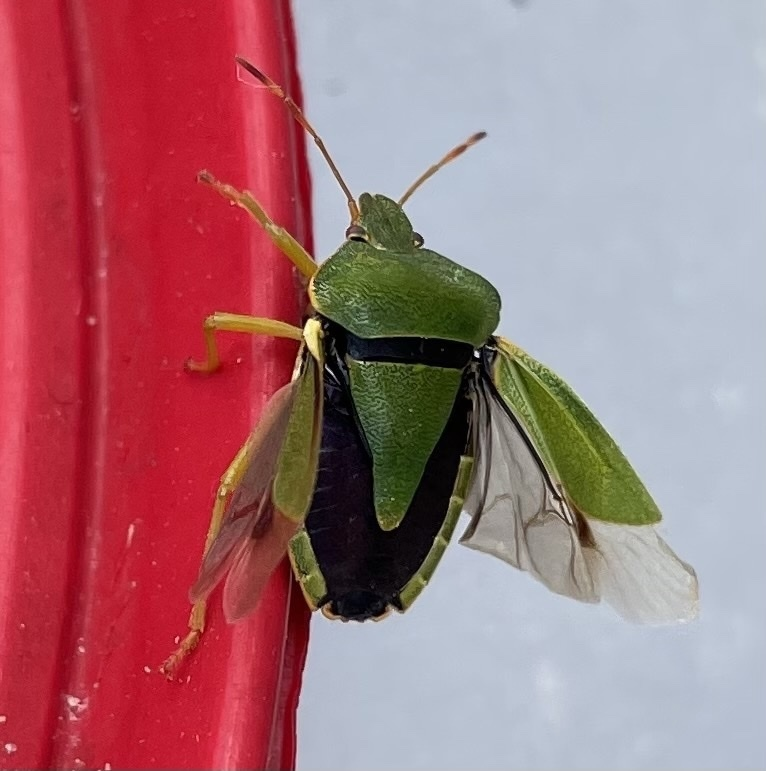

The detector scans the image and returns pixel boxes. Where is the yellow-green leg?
[161,437,257,677]
[162,314,303,676]
[186,312,303,373]
[198,171,318,280]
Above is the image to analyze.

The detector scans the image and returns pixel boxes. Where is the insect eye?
[413,232,424,248]
[345,224,368,242]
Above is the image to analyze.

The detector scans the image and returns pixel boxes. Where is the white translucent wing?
[583,519,698,623]
[461,376,597,603]
[462,374,699,623]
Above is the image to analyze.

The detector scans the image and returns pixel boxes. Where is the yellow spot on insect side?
[303,317,324,364]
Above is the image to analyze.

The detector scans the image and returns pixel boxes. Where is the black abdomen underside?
[304,333,471,621]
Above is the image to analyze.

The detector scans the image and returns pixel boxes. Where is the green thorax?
[310,193,501,347]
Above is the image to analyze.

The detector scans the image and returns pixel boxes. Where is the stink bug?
[162,58,698,676]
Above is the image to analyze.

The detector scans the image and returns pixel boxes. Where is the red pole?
[0,1,312,768]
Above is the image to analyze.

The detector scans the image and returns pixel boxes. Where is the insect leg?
[161,437,256,678]
[187,313,303,373]
[198,170,317,279]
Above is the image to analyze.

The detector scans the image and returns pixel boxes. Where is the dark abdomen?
[304,337,471,621]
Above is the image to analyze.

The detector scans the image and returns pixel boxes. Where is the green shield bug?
[162,58,698,676]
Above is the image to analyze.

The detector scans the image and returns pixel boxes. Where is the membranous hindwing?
[461,340,698,624]
[188,342,323,623]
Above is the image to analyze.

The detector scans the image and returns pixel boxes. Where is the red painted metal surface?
[0,1,312,768]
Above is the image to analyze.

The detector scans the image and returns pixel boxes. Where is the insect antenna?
[235,56,360,223]
[398,131,487,206]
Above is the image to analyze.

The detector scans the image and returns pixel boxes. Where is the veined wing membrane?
[462,353,698,623]
[584,518,698,623]
[189,349,323,622]
[461,375,597,603]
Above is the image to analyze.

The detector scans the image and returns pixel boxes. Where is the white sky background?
[292,2,766,768]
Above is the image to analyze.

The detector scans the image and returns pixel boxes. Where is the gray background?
[292,2,766,769]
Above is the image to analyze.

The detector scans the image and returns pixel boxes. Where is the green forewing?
[461,369,698,623]
[492,338,662,525]
[311,244,500,345]
[347,360,462,531]
[272,353,322,522]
